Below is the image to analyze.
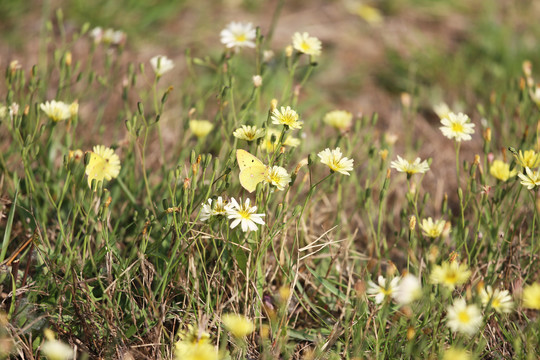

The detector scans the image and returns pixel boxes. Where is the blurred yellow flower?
[68,149,84,162]
[356,4,383,24]
[69,101,79,117]
[261,128,300,152]
[292,32,322,56]
[489,160,516,181]
[318,147,354,175]
[271,106,303,130]
[523,282,540,309]
[189,120,214,138]
[85,145,121,188]
[175,324,217,360]
[430,261,471,290]
[443,347,474,360]
[222,313,255,338]
[265,166,291,191]
[419,217,446,238]
[323,110,353,131]
[233,125,265,141]
[514,149,540,168]
[40,100,71,122]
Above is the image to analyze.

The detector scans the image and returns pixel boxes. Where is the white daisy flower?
[367,275,400,304]
[220,22,256,49]
[226,198,265,232]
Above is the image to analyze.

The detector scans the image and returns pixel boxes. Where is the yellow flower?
[68,149,84,162]
[323,110,353,131]
[222,313,255,338]
[480,286,513,314]
[355,4,383,24]
[514,149,540,168]
[85,145,121,188]
[40,100,71,122]
[261,128,300,153]
[292,32,322,56]
[318,147,354,175]
[420,217,447,238]
[189,120,214,138]
[430,261,471,290]
[174,324,217,360]
[523,282,540,309]
[265,166,291,191]
[447,298,482,336]
[233,125,265,141]
[489,160,516,181]
[518,167,540,190]
[271,106,303,130]
[443,347,474,360]
[439,112,475,142]
[175,342,217,360]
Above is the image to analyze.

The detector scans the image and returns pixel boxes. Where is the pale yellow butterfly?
[236,149,268,193]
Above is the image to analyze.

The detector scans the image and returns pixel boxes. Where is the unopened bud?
[270,99,278,112]
[400,92,412,108]
[409,215,416,231]
[263,50,274,62]
[523,60,532,77]
[406,327,415,340]
[285,45,293,57]
[379,149,388,161]
[252,75,262,87]
[65,51,72,66]
[483,127,491,142]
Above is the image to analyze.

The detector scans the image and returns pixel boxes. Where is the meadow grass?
[1,1,540,359]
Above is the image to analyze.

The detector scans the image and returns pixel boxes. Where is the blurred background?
[2,0,540,195]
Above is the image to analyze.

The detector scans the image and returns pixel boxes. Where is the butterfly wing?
[85,152,106,186]
[236,149,267,192]
[236,149,265,171]
[239,166,267,193]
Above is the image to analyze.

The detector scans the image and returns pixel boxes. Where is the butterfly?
[236,149,268,193]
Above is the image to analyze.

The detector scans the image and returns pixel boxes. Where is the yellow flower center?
[451,122,464,133]
[458,310,470,323]
[492,299,500,308]
[381,288,393,296]
[300,41,312,51]
[235,34,247,42]
[445,271,457,284]
[238,208,251,219]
